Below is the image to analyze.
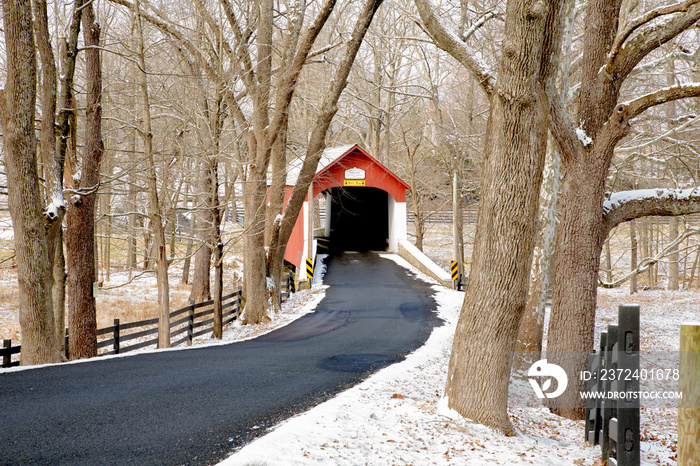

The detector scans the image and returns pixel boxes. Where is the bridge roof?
[286,144,410,201]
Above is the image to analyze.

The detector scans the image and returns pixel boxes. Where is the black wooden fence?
[2,276,297,368]
[585,304,640,466]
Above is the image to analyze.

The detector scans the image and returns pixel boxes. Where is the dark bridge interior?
[328,187,389,252]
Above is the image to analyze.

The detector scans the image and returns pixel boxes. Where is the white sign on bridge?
[344,167,366,180]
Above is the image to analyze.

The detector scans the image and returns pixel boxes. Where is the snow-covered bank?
[222,255,604,466]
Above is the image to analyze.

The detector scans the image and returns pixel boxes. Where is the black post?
[187,299,195,346]
[585,350,601,445]
[2,339,10,368]
[601,325,617,462]
[585,306,641,466]
[114,318,120,354]
[64,328,69,360]
[610,305,640,466]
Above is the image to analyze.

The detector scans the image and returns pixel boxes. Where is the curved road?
[0,252,440,465]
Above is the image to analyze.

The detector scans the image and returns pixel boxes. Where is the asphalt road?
[0,252,440,465]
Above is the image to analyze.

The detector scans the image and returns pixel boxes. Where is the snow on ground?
[221,255,604,466]
[0,242,690,464]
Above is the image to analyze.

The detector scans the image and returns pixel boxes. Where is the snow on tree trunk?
[2,0,63,365]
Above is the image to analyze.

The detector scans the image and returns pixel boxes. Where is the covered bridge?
[282,144,411,280]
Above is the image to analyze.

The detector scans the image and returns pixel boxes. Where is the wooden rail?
[3,286,249,367]
[2,278,300,368]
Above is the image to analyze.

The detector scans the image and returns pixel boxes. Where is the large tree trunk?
[240,0,274,325]
[265,118,288,313]
[190,159,215,302]
[514,0,573,369]
[66,3,103,360]
[33,0,67,352]
[443,0,563,435]
[2,0,63,365]
[242,154,271,324]
[543,0,700,420]
[54,0,85,352]
[515,135,561,369]
[547,154,607,418]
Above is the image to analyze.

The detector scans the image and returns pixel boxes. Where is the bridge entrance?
[327,187,388,252]
[280,144,410,280]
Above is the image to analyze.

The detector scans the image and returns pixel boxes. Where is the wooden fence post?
[187,299,195,346]
[213,241,223,339]
[678,322,700,465]
[114,318,120,354]
[3,339,11,368]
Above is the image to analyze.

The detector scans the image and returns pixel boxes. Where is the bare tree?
[265,0,386,310]
[65,1,104,360]
[33,0,67,351]
[414,0,565,434]
[544,0,700,418]
[1,0,63,365]
[515,0,575,368]
[133,0,171,347]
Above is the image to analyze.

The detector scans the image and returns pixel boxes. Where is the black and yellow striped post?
[450,260,459,289]
[306,258,314,285]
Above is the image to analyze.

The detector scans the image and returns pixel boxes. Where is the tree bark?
[515,134,561,368]
[190,159,215,302]
[134,0,170,347]
[1,0,62,365]
[65,2,103,360]
[442,0,564,435]
[547,149,607,418]
[265,120,288,314]
[33,0,67,352]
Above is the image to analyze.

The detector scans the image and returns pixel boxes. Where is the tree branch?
[625,83,700,120]
[607,0,700,81]
[539,83,581,164]
[267,0,337,146]
[413,0,495,97]
[218,0,257,93]
[461,11,501,42]
[608,0,700,71]
[602,187,700,238]
[599,225,700,288]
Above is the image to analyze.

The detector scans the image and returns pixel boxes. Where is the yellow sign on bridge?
[343,180,366,187]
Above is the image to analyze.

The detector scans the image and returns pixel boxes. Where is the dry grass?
[0,262,240,346]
